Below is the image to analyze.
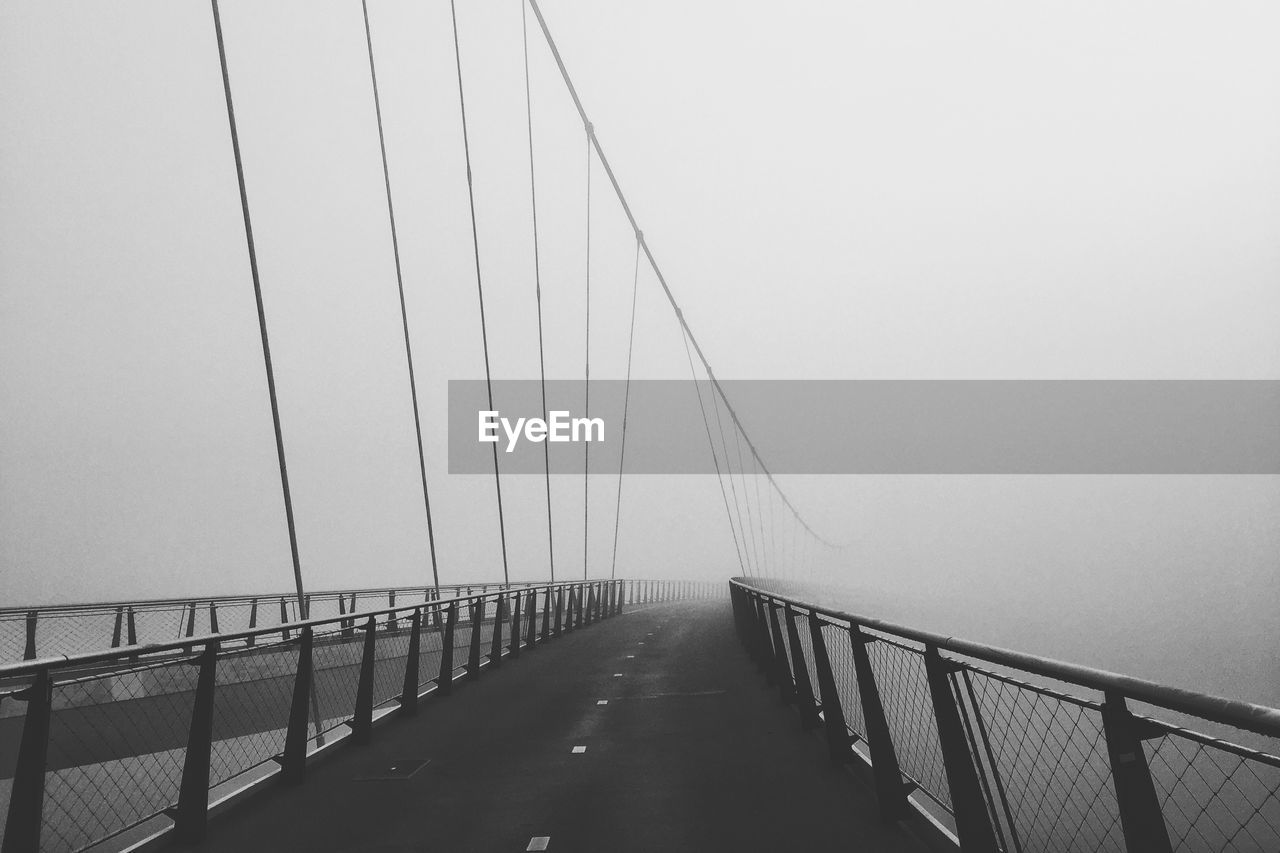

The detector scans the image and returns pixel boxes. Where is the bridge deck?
[188,599,927,852]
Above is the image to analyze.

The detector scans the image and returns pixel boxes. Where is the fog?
[2,1,1278,703]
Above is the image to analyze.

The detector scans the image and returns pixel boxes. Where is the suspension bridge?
[3,1,1280,851]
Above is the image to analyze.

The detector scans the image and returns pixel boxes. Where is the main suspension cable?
[209,0,307,616]
[450,0,510,585]
[679,321,748,577]
[523,0,843,550]
[360,0,440,595]
[521,0,555,583]
[709,374,754,576]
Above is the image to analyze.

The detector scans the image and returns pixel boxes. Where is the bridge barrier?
[731,578,1280,853]
[0,582,542,664]
[0,579,718,853]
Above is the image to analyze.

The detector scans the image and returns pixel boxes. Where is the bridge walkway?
[186,599,927,852]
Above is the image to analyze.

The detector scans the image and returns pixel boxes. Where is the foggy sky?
[2,1,1278,702]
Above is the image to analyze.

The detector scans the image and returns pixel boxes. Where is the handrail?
[730,577,1280,852]
[733,577,1280,740]
[2,577,722,852]
[0,580,529,615]
[0,580,583,680]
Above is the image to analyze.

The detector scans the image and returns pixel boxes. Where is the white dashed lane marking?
[571,745,587,754]
[527,837,550,851]
[596,699,608,705]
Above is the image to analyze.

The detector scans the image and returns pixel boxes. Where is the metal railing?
[730,578,1280,853]
[0,582,530,663]
[0,578,719,853]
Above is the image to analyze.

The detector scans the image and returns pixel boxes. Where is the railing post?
[730,587,745,644]
[279,597,291,641]
[22,611,37,660]
[3,668,52,853]
[585,584,597,626]
[767,602,795,703]
[246,598,257,647]
[400,608,422,716]
[127,605,137,648]
[752,596,773,678]
[173,641,219,842]
[525,589,538,649]
[489,595,505,668]
[467,599,484,679]
[351,616,377,745]
[281,626,313,784]
[923,645,999,851]
[339,594,351,637]
[808,615,854,764]
[553,587,564,637]
[436,602,456,696]
[783,604,819,729]
[387,591,398,632]
[510,591,522,659]
[574,584,585,629]
[209,601,219,634]
[1102,692,1174,853]
[183,601,197,653]
[541,587,552,641]
[112,606,124,647]
[849,626,912,822]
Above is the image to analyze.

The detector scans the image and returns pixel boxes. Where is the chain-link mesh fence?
[0,580,713,851]
[735,582,1280,853]
[0,583,534,663]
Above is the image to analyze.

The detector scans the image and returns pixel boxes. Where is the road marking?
[571,745,587,754]
[626,654,635,659]
[527,837,551,851]
[638,690,727,699]
[638,642,645,645]
[596,699,608,705]
[613,673,623,677]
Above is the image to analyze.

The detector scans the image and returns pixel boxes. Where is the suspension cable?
[609,235,642,580]
[679,322,748,577]
[523,0,842,550]
[709,371,754,576]
[360,0,440,596]
[450,0,510,585]
[210,0,307,616]
[521,0,555,583]
[582,125,592,580]
[731,417,762,576]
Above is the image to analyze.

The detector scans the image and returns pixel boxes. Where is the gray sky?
[2,0,1279,699]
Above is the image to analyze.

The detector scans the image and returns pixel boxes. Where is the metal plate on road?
[354,758,430,780]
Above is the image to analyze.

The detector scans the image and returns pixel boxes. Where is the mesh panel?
[1147,727,1280,851]
[208,639,298,786]
[963,668,1123,852]
[819,619,867,739]
[864,636,951,808]
[791,612,820,698]
[42,659,196,851]
[310,625,365,735]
